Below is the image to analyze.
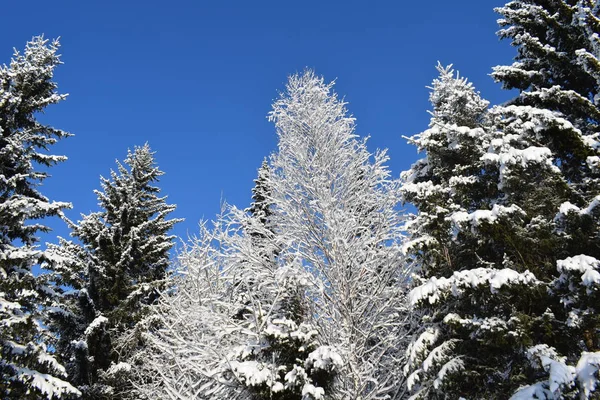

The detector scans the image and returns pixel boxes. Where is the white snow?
[229,360,272,386]
[302,383,325,399]
[0,297,22,314]
[499,146,556,169]
[545,358,576,393]
[406,369,423,391]
[401,180,447,199]
[422,340,458,372]
[433,357,464,390]
[305,346,343,372]
[448,175,478,187]
[558,201,580,215]
[581,134,600,150]
[510,382,551,400]
[106,362,132,376]
[586,155,600,169]
[284,365,308,386]
[14,367,81,399]
[576,351,600,397]
[449,204,524,229]
[556,195,600,218]
[556,254,600,286]
[5,340,27,355]
[401,235,436,254]
[516,344,580,398]
[37,348,67,377]
[272,381,284,392]
[84,315,108,335]
[410,267,539,305]
[404,327,440,377]
[71,339,88,350]
[443,313,509,335]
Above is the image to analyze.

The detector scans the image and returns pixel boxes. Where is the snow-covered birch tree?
[134,161,339,400]
[47,144,181,399]
[136,71,413,399]
[0,36,80,399]
[267,70,412,399]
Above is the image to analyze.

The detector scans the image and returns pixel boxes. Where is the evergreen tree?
[47,144,181,399]
[403,38,600,400]
[223,161,338,400]
[0,36,80,399]
[492,0,600,197]
[494,1,600,397]
[233,158,278,320]
[247,158,274,230]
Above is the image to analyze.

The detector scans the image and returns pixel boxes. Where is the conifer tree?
[402,4,600,392]
[224,160,339,400]
[47,144,181,399]
[0,36,80,399]
[247,159,274,231]
[492,0,600,197]
[494,1,600,397]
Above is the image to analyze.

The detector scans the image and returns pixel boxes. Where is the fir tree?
[0,36,80,399]
[492,0,600,197]
[403,34,600,399]
[47,144,181,399]
[224,161,336,400]
[493,1,600,397]
[247,158,274,231]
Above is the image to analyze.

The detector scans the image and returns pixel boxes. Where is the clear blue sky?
[1,0,515,248]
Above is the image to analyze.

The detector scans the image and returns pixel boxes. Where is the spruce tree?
[47,144,181,399]
[492,0,600,197]
[0,36,80,399]
[402,4,600,392]
[224,160,337,400]
[247,159,274,230]
[494,1,600,397]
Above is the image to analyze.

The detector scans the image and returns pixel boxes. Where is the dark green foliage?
[48,144,181,399]
[0,36,79,399]
[403,2,600,398]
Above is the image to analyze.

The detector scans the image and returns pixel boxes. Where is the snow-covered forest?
[1,1,600,399]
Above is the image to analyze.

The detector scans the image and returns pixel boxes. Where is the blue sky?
[2,0,514,248]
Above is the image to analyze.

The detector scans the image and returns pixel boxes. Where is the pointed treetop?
[428,62,489,128]
[268,69,355,145]
[247,158,272,222]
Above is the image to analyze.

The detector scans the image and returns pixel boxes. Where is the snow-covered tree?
[494,1,600,397]
[47,144,181,399]
[136,71,412,399]
[403,31,600,399]
[247,159,274,231]
[492,0,600,197]
[224,161,340,400]
[267,70,411,399]
[135,161,338,400]
[0,36,80,399]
